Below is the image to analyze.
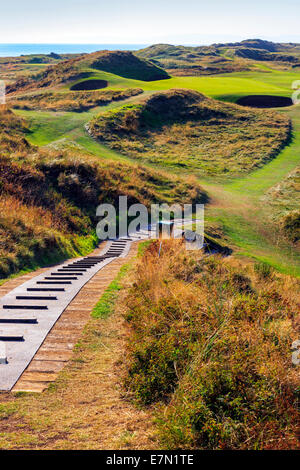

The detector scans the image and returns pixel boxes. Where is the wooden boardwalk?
[0,243,137,393]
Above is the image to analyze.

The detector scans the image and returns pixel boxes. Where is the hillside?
[136,39,300,75]
[82,50,170,80]
[136,43,249,76]
[0,108,204,278]
[0,52,78,84]
[87,89,291,176]
[6,50,170,95]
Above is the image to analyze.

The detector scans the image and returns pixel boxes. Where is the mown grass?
[206,207,300,277]
[9,66,300,275]
[124,240,300,449]
[6,50,169,95]
[5,64,300,266]
[0,52,299,451]
[136,43,250,76]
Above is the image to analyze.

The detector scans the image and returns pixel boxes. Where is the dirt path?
[0,242,158,450]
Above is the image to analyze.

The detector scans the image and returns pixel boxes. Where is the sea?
[0,44,147,58]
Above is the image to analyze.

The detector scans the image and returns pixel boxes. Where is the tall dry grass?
[7,88,143,112]
[124,240,300,449]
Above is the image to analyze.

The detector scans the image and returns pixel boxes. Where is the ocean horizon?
[0,43,148,57]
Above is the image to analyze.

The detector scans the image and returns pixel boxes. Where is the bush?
[254,261,273,279]
[280,210,300,242]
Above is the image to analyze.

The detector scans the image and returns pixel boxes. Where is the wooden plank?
[34,350,72,361]
[13,381,50,393]
[19,371,58,382]
[27,360,67,373]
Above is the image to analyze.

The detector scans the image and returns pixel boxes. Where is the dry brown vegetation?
[7,88,143,112]
[124,240,300,449]
[88,89,291,176]
[0,108,205,278]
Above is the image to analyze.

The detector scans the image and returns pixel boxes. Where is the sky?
[1,0,300,45]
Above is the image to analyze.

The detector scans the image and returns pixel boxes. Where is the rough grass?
[88,89,291,177]
[7,88,143,112]
[86,50,170,81]
[124,240,300,450]
[262,165,300,242]
[3,74,299,276]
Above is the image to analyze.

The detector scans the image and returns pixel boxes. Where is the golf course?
[0,42,299,450]
[11,66,300,276]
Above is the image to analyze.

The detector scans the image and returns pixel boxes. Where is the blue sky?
[1,0,300,44]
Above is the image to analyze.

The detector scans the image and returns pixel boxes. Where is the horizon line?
[1,37,300,47]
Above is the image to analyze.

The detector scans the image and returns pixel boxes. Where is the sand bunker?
[237,95,293,108]
[70,79,108,91]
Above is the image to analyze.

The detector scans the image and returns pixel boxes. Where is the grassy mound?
[0,108,205,278]
[6,50,169,95]
[8,88,143,112]
[86,50,170,81]
[124,240,300,449]
[88,89,291,176]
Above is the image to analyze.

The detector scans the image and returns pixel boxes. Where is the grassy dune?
[6,50,169,95]
[88,89,290,176]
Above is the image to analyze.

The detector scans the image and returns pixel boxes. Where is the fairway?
[67,68,296,101]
